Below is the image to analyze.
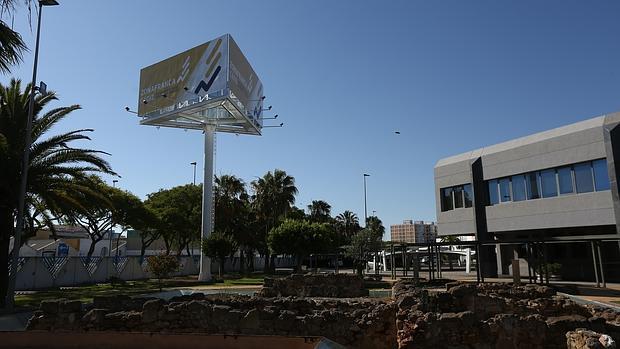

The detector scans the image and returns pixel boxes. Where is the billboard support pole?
[198,124,216,281]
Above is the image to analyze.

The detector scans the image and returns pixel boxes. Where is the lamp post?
[363,173,370,225]
[6,0,59,310]
[109,179,118,259]
[190,162,197,185]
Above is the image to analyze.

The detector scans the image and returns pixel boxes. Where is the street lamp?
[112,179,118,188]
[6,0,59,310]
[363,173,370,225]
[190,162,197,185]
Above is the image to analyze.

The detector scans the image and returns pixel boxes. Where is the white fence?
[13,256,295,290]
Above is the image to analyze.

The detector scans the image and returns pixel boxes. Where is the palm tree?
[335,210,360,239]
[307,200,331,223]
[0,20,26,74]
[0,0,38,74]
[0,79,115,305]
[251,169,298,272]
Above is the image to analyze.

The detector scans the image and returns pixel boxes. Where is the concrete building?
[21,225,125,257]
[434,111,620,281]
[390,220,437,243]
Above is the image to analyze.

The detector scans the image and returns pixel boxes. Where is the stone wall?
[258,273,369,298]
[27,293,395,349]
[394,280,620,349]
[566,329,616,349]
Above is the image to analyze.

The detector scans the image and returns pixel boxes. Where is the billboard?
[138,34,263,128]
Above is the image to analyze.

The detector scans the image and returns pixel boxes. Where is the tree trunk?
[140,243,146,262]
[264,251,271,274]
[247,250,254,272]
[219,258,224,279]
[86,239,97,260]
[186,243,191,256]
[239,250,245,275]
[0,208,13,307]
[295,254,304,273]
[163,237,171,255]
[270,254,276,274]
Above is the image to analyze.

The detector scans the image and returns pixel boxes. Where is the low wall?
[394,280,620,349]
[27,294,396,349]
[14,256,295,290]
[258,274,369,298]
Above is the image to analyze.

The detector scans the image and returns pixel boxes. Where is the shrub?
[146,255,180,290]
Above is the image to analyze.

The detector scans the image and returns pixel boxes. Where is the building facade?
[434,112,620,281]
[390,220,438,243]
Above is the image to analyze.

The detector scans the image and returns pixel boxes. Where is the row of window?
[440,184,473,211]
[488,159,610,205]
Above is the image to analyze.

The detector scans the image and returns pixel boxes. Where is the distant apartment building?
[390,220,437,243]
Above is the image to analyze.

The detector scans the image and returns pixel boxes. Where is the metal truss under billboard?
[138,34,264,135]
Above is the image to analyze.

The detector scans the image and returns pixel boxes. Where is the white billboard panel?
[138,34,263,134]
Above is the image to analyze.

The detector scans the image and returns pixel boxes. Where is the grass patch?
[14,275,265,310]
[220,277,264,286]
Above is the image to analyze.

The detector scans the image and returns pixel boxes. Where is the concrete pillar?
[465,248,471,274]
[198,125,215,282]
[495,244,503,276]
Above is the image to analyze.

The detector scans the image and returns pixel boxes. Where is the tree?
[335,210,361,242]
[365,215,385,239]
[0,80,114,304]
[145,184,202,256]
[133,206,161,261]
[251,169,298,273]
[214,174,255,272]
[0,0,30,74]
[146,254,179,291]
[267,219,335,272]
[347,228,383,276]
[63,176,117,259]
[287,206,306,221]
[109,188,153,257]
[201,232,237,279]
[307,200,332,223]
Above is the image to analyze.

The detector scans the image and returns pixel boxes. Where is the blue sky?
[4,1,620,235]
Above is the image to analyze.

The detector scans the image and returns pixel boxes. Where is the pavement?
[0,310,32,331]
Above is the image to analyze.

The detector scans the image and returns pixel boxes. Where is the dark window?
[557,166,573,194]
[540,169,557,198]
[499,178,511,202]
[574,162,594,193]
[526,172,540,199]
[511,174,526,201]
[593,159,610,191]
[454,186,463,208]
[488,180,499,205]
[441,187,453,211]
[463,184,473,208]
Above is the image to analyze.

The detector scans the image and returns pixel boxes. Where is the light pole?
[6,0,59,310]
[109,179,118,259]
[363,173,370,225]
[190,162,197,185]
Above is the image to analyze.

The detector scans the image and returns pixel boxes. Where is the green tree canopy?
[145,184,201,256]
[201,232,237,278]
[307,200,332,223]
[251,169,298,272]
[267,219,335,272]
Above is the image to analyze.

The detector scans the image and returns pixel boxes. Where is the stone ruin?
[394,280,619,349]
[258,273,369,297]
[27,292,396,349]
[26,275,620,349]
